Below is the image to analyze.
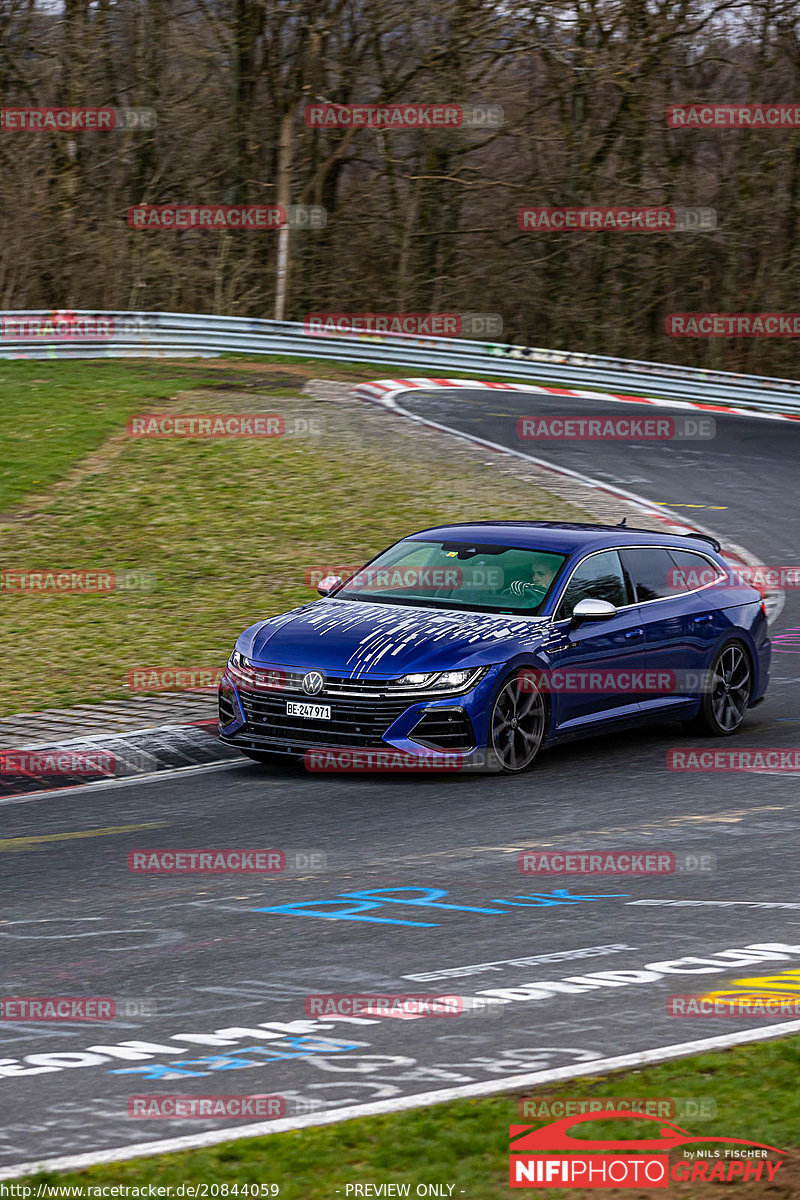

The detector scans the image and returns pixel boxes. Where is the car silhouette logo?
[302,671,326,695]
[509,1110,783,1154]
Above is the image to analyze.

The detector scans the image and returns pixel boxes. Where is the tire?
[489,670,548,773]
[683,640,753,736]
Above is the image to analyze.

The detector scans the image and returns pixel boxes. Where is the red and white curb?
[355,375,800,423]
[353,378,784,623]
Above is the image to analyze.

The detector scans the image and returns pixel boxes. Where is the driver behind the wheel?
[505,560,555,602]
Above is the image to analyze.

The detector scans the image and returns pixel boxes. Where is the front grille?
[236,686,411,747]
[409,707,475,751]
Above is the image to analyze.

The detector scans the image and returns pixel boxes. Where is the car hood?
[238,598,549,676]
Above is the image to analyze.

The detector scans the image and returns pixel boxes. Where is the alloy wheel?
[709,643,751,732]
[490,674,546,772]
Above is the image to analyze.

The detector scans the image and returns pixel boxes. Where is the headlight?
[229,650,250,671]
[395,667,488,693]
[397,672,438,687]
[436,669,477,689]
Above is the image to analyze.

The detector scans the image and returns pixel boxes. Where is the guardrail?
[2,309,800,415]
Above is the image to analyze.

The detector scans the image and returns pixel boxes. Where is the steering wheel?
[504,580,548,602]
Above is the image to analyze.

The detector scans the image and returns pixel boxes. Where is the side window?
[667,548,725,594]
[619,547,677,603]
[556,550,628,620]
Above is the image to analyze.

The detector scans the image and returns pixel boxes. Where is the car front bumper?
[218,665,504,765]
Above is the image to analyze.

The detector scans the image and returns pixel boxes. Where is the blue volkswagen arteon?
[218,522,770,773]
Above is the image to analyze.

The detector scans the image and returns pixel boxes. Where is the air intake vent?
[218,689,236,726]
[409,707,475,752]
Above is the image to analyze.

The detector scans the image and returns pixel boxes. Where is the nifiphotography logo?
[508,1110,785,1188]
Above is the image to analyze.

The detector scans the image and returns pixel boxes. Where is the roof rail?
[684,531,722,553]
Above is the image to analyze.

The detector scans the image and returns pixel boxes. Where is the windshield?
[333,539,566,615]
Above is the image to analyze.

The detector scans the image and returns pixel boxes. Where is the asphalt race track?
[3,387,800,1175]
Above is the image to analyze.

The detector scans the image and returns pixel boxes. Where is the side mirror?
[571,598,617,625]
[317,574,343,597]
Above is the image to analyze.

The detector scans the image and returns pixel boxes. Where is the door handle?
[624,627,645,639]
[692,614,713,625]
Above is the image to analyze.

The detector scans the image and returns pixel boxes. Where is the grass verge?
[0,360,235,513]
[0,359,589,714]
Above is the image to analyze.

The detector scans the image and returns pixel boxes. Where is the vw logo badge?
[302,671,325,696]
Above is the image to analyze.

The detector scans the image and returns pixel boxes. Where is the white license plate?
[286,701,331,720]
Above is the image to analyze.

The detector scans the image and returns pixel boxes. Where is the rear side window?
[620,547,678,603]
[556,550,629,619]
[667,548,725,594]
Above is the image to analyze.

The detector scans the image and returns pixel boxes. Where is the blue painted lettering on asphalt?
[492,890,630,906]
[252,898,438,926]
[340,887,507,913]
[254,887,630,925]
[110,1038,363,1079]
[178,1054,264,1070]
